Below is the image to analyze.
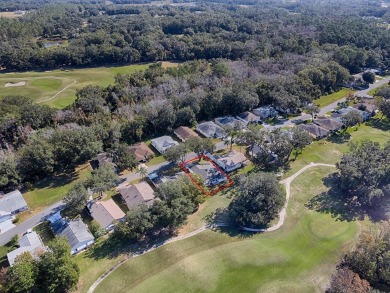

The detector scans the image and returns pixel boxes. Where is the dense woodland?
[0,0,390,71]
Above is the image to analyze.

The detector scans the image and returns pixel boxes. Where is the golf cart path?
[87,162,336,293]
[36,78,76,103]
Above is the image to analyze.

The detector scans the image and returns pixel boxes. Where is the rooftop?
[129,143,155,162]
[88,199,125,229]
[174,126,199,141]
[298,123,330,138]
[0,190,27,214]
[119,181,155,209]
[59,219,94,249]
[217,151,247,166]
[7,231,46,266]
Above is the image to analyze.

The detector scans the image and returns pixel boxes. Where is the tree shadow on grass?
[326,132,351,144]
[306,173,365,221]
[366,117,390,131]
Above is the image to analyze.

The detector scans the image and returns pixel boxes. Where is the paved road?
[118,152,198,188]
[0,201,64,246]
[267,76,390,129]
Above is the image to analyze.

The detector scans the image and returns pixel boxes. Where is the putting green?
[93,166,357,293]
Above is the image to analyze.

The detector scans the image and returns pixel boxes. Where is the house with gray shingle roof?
[236,112,262,125]
[119,181,155,210]
[151,136,179,154]
[196,121,225,138]
[313,117,343,132]
[298,123,330,139]
[7,231,46,266]
[87,199,125,231]
[0,190,28,215]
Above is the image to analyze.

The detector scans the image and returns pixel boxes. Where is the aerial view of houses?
[0,1,389,293]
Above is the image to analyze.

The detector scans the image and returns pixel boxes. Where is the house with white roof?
[0,190,28,214]
[252,106,278,119]
[7,231,46,266]
[58,219,95,255]
[210,151,247,172]
[150,136,179,154]
[214,116,245,130]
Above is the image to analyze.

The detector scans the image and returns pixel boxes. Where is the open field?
[0,63,153,108]
[0,11,24,18]
[93,166,357,293]
[314,88,353,108]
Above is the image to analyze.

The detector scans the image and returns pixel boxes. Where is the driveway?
[0,201,64,246]
[266,76,390,129]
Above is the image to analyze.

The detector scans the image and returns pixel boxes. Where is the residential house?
[87,199,125,231]
[174,126,199,142]
[331,107,371,122]
[7,231,46,266]
[0,211,15,234]
[0,190,28,215]
[119,181,155,210]
[298,123,330,139]
[148,172,185,187]
[189,162,227,187]
[211,151,247,173]
[252,106,278,119]
[129,143,155,162]
[236,112,262,125]
[313,117,343,132]
[196,121,225,138]
[352,99,378,116]
[150,136,179,154]
[58,219,94,255]
[96,153,114,166]
[214,116,245,130]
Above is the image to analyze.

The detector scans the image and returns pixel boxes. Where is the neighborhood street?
[0,200,64,246]
[1,76,389,246]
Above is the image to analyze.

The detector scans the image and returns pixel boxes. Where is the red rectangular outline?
[179,154,234,196]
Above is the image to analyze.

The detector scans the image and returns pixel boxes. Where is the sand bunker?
[5,81,26,87]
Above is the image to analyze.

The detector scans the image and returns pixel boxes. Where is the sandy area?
[5,81,26,87]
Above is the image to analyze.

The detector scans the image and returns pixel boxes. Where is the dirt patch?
[5,81,26,87]
[161,61,180,68]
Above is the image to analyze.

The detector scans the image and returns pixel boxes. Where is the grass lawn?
[33,222,55,245]
[0,63,152,109]
[284,122,390,178]
[19,163,92,222]
[314,88,353,108]
[93,166,357,293]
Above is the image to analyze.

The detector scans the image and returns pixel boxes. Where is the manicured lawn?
[22,163,92,215]
[0,63,152,109]
[93,166,357,293]
[284,122,390,178]
[33,222,55,245]
[314,88,353,108]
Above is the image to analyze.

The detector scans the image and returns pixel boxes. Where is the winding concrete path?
[87,162,336,293]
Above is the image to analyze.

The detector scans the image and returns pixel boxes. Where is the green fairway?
[314,88,353,108]
[93,166,357,293]
[0,63,152,108]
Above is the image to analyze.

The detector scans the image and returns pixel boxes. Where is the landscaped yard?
[0,63,154,108]
[313,88,353,108]
[18,163,92,222]
[92,166,357,293]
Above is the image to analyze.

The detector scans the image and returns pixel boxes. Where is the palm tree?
[136,165,148,179]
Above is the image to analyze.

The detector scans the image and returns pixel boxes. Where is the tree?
[163,144,187,163]
[186,137,214,157]
[229,172,285,229]
[109,143,137,172]
[336,140,390,209]
[113,204,154,241]
[341,111,363,130]
[223,123,242,151]
[20,104,53,129]
[51,127,102,169]
[328,267,371,293]
[175,107,196,127]
[0,152,20,191]
[87,163,119,197]
[304,104,320,120]
[8,252,37,293]
[63,182,89,215]
[18,135,55,181]
[375,86,390,100]
[75,85,106,115]
[136,166,148,178]
[362,71,375,84]
[237,124,262,159]
[289,127,312,158]
[37,237,80,293]
[342,221,390,291]
[379,99,390,119]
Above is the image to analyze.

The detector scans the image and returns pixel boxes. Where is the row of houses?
[297,104,374,139]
